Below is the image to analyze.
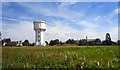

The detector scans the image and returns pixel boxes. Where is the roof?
[87,39,96,42]
[95,42,103,45]
[33,21,47,24]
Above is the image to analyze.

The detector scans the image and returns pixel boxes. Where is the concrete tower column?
[33,21,46,46]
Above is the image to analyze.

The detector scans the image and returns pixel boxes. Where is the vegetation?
[66,39,77,44]
[2,46,119,68]
[95,38,101,43]
[2,33,119,46]
[118,40,120,45]
[2,38,11,46]
[45,41,48,45]
[23,40,29,46]
[49,39,60,46]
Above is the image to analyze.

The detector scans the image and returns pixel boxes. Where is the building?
[16,41,23,46]
[86,39,96,42]
[33,21,46,46]
[86,36,103,45]
[2,41,23,46]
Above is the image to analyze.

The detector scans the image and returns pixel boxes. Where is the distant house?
[3,41,7,46]
[86,39,103,45]
[95,42,103,45]
[3,41,23,47]
[86,36,103,45]
[86,39,96,42]
[16,41,23,47]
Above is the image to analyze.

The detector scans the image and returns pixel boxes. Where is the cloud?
[95,16,101,21]
[3,18,20,21]
[115,8,120,14]
[17,2,84,21]
[19,16,33,20]
[2,21,35,43]
[2,2,118,42]
[59,2,77,7]
[2,18,118,43]
[46,20,118,42]
[97,5,103,8]
[2,0,120,2]
[109,27,118,41]
[76,21,100,29]
[88,6,92,8]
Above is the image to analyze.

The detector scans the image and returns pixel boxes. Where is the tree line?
[2,39,34,46]
[2,33,120,46]
[48,39,120,46]
[2,38,120,46]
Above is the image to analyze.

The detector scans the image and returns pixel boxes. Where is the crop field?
[2,46,119,69]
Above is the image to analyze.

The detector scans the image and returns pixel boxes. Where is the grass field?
[2,46,119,68]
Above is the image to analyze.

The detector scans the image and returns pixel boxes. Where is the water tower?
[33,21,46,46]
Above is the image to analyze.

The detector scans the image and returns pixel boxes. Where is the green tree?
[95,38,101,43]
[49,40,55,46]
[91,41,95,45]
[45,41,48,45]
[66,39,71,44]
[49,39,60,46]
[66,39,77,44]
[5,38,11,43]
[60,41,64,45]
[54,39,60,45]
[79,40,84,46]
[2,38,11,46]
[23,39,29,46]
[71,39,77,44]
[30,43,35,46]
[86,42,89,46]
[104,33,112,45]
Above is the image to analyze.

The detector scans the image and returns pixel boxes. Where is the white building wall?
[33,21,46,46]
[40,30,44,46]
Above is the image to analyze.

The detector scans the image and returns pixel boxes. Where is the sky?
[2,2,119,43]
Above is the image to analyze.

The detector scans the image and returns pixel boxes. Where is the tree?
[79,40,84,46]
[86,42,89,46]
[85,41,95,46]
[2,40,5,45]
[105,33,112,45]
[45,41,48,45]
[103,33,113,45]
[49,40,54,46]
[23,39,29,46]
[49,39,60,46]
[106,33,111,41]
[103,40,106,45]
[2,38,11,46]
[95,38,101,43]
[66,39,71,44]
[5,38,11,43]
[54,39,60,45]
[66,39,77,44]
[71,39,77,44]
[30,43,35,46]
[91,41,95,45]
[60,41,64,45]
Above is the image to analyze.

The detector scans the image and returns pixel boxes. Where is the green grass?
[2,46,119,68]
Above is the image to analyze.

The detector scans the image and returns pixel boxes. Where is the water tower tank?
[33,21,46,46]
[33,21,46,30]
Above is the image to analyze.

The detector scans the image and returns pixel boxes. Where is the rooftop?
[87,39,96,42]
[33,21,47,24]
